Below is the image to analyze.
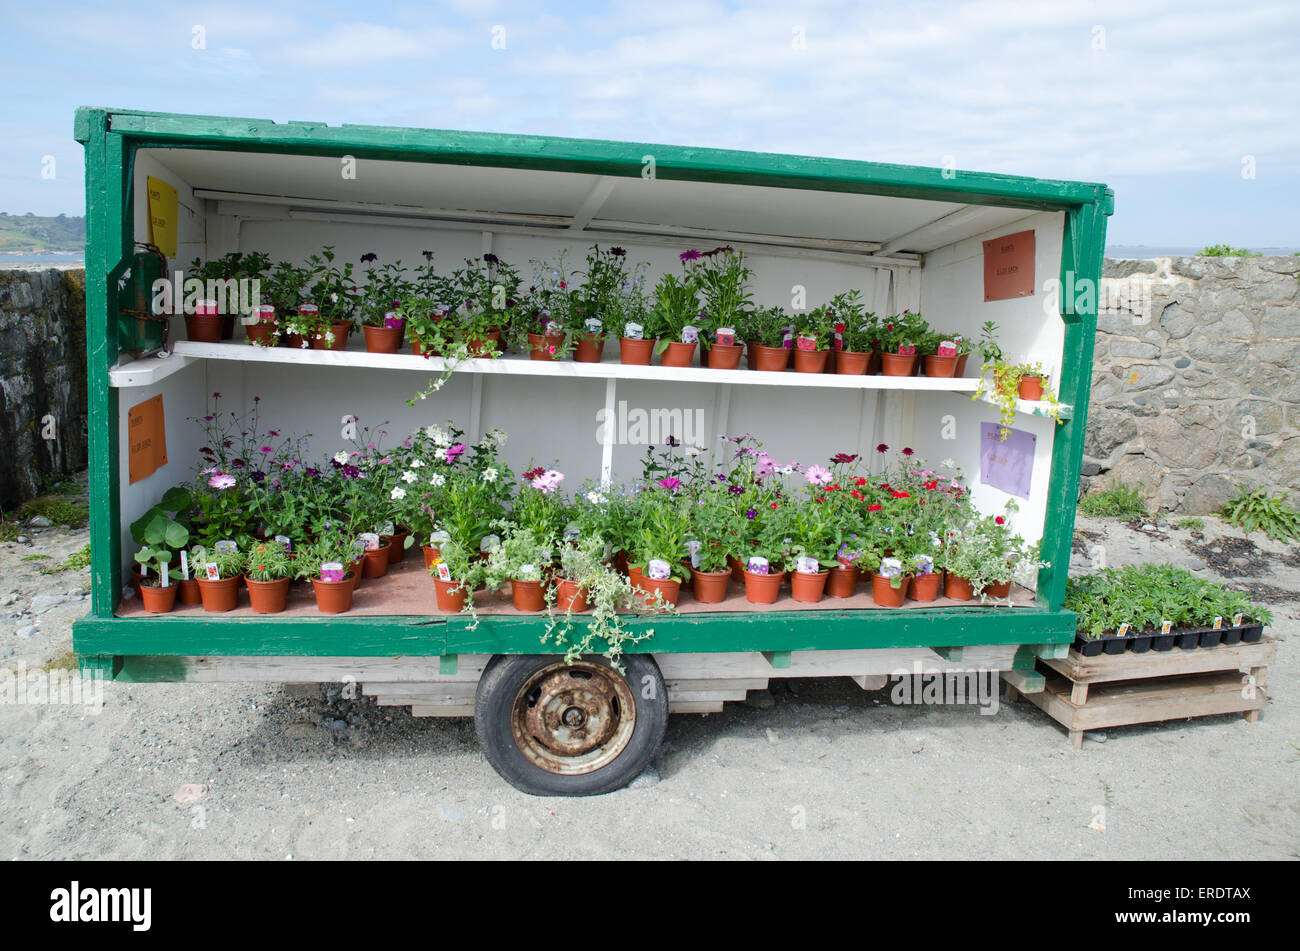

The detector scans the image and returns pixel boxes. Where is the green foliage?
[544,537,660,670]
[1078,482,1149,519]
[20,495,89,528]
[1065,563,1271,638]
[42,543,91,574]
[244,541,294,581]
[1197,244,1261,257]
[1177,517,1205,531]
[0,212,85,253]
[1221,486,1300,542]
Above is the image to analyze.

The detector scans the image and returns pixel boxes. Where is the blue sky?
[2,0,1297,247]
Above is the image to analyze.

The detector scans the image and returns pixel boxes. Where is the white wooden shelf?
[973,390,1073,421]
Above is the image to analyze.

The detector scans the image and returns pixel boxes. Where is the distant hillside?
[0,213,85,254]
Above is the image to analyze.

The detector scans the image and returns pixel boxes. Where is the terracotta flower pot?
[511,578,546,612]
[690,568,730,603]
[349,556,364,590]
[639,576,681,607]
[880,352,917,376]
[793,349,828,373]
[555,578,590,612]
[177,577,202,605]
[312,575,355,613]
[706,343,743,369]
[574,334,605,363]
[383,531,409,564]
[955,353,969,377]
[743,569,785,604]
[197,576,240,613]
[826,564,860,598]
[185,314,224,343]
[362,543,392,578]
[139,582,178,614]
[790,569,829,603]
[245,321,278,347]
[923,354,958,378]
[728,555,745,582]
[433,577,469,613]
[411,339,441,357]
[660,341,697,367]
[422,545,441,569]
[286,333,307,350]
[871,573,907,607]
[909,572,941,603]
[944,574,975,601]
[465,330,501,357]
[619,337,654,365]
[1017,376,1044,400]
[835,351,869,375]
[245,576,290,614]
[363,324,404,353]
[312,322,352,351]
[628,564,645,589]
[985,580,1012,598]
[612,550,630,577]
[527,331,566,360]
[749,344,790,372]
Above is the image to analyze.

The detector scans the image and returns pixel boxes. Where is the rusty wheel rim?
[511,661,636,775]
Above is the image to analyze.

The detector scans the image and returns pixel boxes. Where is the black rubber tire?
[474,654,667,797]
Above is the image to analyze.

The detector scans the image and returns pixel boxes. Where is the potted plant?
[686,492,735,603]
[826,291,876,375]
[688,245,753,370]
[243,541,294,614]
[877,311,927,376]
[186,251,271,341]
[1015,361,1049,400]
[862,549,907,607]
[261,259,313,347]
[295,531,357,614]
[243,304,279,347]
[827,539,867,597]
[134,546,181,613]
[651,269,702,367]
[484,530,556,613]
[790,306,832,373]
[304,246,358,350]
[745,304,793,371]
[787,498,839,602]
[921,331,961,378]
[628,496,691,607]
[357,253,410,353]
[428,538,482,613]
[193,544,244,612]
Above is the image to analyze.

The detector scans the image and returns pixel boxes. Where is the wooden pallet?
[1004,638,1275,749]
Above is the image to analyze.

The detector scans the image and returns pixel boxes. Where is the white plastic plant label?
[139,562,148,579]
[360,532,381,551]
[685,540,703,569]
[205,562,220,581]
[715,327,735,346]
[585,318,603,335]
[624,322,644,340]
[480,534,500,553]
[878,557,902,578]
[179,550,189,581]
[436,562,452,582]
[781,328,793,349]
[747,555,770,575]
[215,539,238,554]
[430,530,451,546]
[159,565,169,588]
[274,535,292,552]
[377,520,395,536]
[832,332,843,351]
[544,319,560,335]
[795,555,819,575]
[646,558,671,580]
[1213,615,1223,630]
[681,324,700,344]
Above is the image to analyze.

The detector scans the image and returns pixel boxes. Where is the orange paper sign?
[983,229,1035,301]
[128,395,168,484]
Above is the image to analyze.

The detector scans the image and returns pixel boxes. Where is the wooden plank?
[668,689,751,703]
[1024,670,1265,734]
[1043,639,1276,686]
[1000,668,1046,695]
[409,704,474,717]
[116,654,490,683]
[665,678,768,693]
[851,675,888,690]
[1030,643,1070,660]
[669,701,724,714]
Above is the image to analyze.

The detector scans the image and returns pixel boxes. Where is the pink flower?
[446,443,466,462]
[258,445,273,454]
[657,477,681,490]
[531,469,565,494]
[804,465,831,486]
[208,472,236,490]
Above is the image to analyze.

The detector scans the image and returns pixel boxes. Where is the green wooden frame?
[72,107,1111,664]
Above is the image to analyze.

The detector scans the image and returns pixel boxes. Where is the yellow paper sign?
[147,176,178,258]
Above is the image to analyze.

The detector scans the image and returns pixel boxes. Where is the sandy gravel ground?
[1,509,1296,860]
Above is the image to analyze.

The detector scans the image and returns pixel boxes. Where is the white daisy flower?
[410,459,424,468]
[586,491,607,505]
[401,470,417,483]
[429,473,446,487]
[483,467,498,483]
[390,487,406,500]
[333,451,349,464]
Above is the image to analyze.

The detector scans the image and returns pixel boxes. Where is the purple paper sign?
[980,423,1035,499]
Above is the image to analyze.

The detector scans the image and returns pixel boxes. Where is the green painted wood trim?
[1030,642,1071,660]
[74,606,1075,658]
[439,654,458,676]
[99,109,1107,211]
[761,650,792,669]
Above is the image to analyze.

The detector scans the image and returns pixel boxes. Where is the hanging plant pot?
[574,334,606,363]
[312,576,354,614]
[619,337,655,365]
[511,578,546,612]
[660,341,697,367]
[362,542,392,578]
[943,574,975,601]
[383,531,408,564]
[871,573,907,607]
[422,545,441,569]
[826,564,859,597]
[749,344,790,372]
[139,582,178,614]
[790,569,829,603]
[923,355,958,378]
[363,323,404,354]
[880,352,917,376]
[690,568,731,603]
[433,577,469,613]
[465,330,501,357]
[527,331,566,360]
[743,569,785,604]
[706,343,743,369]
[185,314,225,343]
[640,576,682,607]
[909,572,941,603]
[1017,376,1044,400]
[793,349,829,373]
[312,322,352,351]
[984,580,1012,599]
[245,577,290,614]
[177,577,202,605]
[554,578,590,612]
[197,575,240,613]
[835,351,869,375]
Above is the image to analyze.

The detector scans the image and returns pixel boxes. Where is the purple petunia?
[745,508,757,520]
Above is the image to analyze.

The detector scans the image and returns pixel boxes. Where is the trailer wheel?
[474,654,667,796]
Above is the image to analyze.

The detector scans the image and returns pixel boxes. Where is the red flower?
[901,447,914,457]
[891,490,911,499]
[875,443,889,454]
[851,490,864,500]
[855,477,867,487]
[923,480,938,490]
[834,322,846,333]
[995,516,1005,525]
[867,503,882,512]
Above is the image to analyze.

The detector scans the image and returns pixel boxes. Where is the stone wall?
[1084,256,1300,513]
[0,267,88,510]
